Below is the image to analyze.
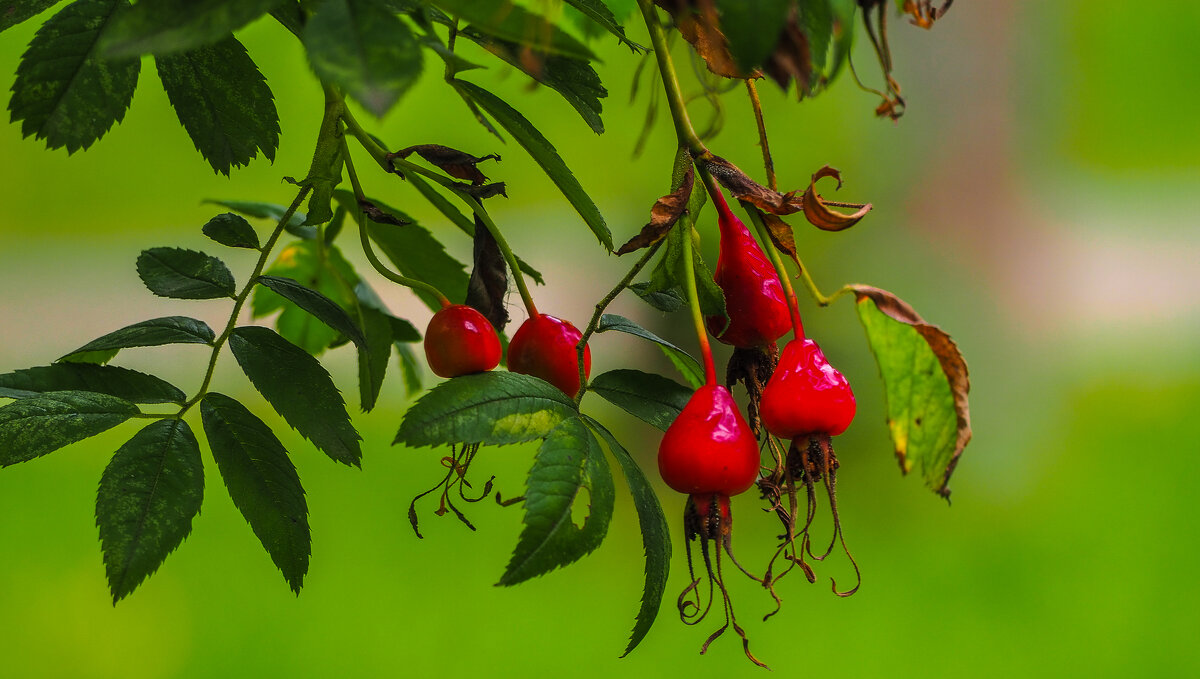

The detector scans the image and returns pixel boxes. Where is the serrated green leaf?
[498,417,614,585]
[715,0,792,72]
[304,0,422,117]
[394,341,422,396]
[201,393,309,593]
[395,371,578,448]
[0,0,59,33]
[229,326,362,467]
[0,364,184,404]
[432,0,596,60]
[202,212,261,249]
[8,0,139,153]
[334,190,470,312]
[583,415,670,657]
[154,35,279,175]
[256,275,366,349]
[854,287,971,499]
[136,247,236,299]
[630,281,685,313]
[58,316,215,364]
[98,0,281,58]
[96,418,203,603]
[561,0,639,50]
[252,240,360,355]
[597,314,704,386]
[589,369,691,431]
[799,0,834,74]
[356,305,392,412]
[204,199,314,240]
[455,80,612,251]
[461,29,607,134]
[0,391,139,466]
[643,220,726,322]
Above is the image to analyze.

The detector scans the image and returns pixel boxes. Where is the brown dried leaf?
[851,285,971,500]
[464,215,510,331]
[700,154,801,215]
[653,0,751,79]
[390,144,501,186]
[802,166,871,231]
[616,165,695,255]
[758,211,797,259]
[358,198,411,227]
[460,182,508,201]
[762,8,813,93]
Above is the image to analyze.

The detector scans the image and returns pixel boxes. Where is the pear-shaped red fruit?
[704,191,792,349]
[759,338,856,439]
[424,304,502,378]
[507,313,590,397]
[658,384,760,496]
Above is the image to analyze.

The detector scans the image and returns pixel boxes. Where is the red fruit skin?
[423,305,502,378]
[507,314,591,397]
[759,339,856,439]
[658,385,761,497]
[704,192,792,349]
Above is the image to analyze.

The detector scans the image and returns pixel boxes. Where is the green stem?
[178,186,311,414]
[636,0,705,154]
[573,240,665,406]
[342,140,452,308]
[681,222,718,386]
[745,79,776,192]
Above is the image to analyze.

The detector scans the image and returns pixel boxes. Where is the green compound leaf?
[432,0,596,60]
[136,247,236,300]
[303,0,422,117]
[589,369,692,432]
[597,314,704,387]
[256,275,366,349]
[335,190,470,312]
[0,0,60,33]
[154,35,279,175]
[202,212,261,249]
[0,391,139,466]
[251,239,360,355]
[853,286,972,500]
[99,0,281,58]
[0,364,184,404]
[96,418,204,603]
[8,0,140,153]
[583,415,670,657]
[498,417,614,586]
[561,0,641,50]
[201,393,309,593]
[58,316,215,364]
[453,80,612,251]
[229,326,362,467]
[715,0,792,72]
[204,198,313,240]
[395,371,578,448]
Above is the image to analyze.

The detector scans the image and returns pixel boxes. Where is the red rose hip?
[423,304,502,378]
[507,313,591,397]
[658,384,760,496]
[759,338,856,439]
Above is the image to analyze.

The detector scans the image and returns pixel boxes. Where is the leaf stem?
[681,225,718,386]
[745,79,776,192]
[573,240,665,406]
[636,0,706,155]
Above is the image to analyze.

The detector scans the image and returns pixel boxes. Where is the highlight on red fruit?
[423,304,502,378]
[704,191,792,349]
[507,313,591,397]
[760,338,856,439]
[658,384,760,497]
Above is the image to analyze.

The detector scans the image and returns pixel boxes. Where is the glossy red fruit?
[759,338,856,439]
[423,304,502,378]
[659,384,760,496]
[704,191,792,349]
[507,313,591,397]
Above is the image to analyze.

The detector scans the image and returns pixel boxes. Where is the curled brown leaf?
[390,144,501,186]
[802,166,871,231]
[464,215,510,331]
[757,211,797,259]
[616,165,695,255]
[851,285,971,499]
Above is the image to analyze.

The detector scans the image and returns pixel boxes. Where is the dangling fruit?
[507,313,591,397]
[423,304,502,378]
[759,338,856,439]
[658,384,760,496]
[704,191,792,349]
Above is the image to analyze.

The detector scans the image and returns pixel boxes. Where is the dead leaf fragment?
[902,0,953,29]
[390,144,501,185]
[802,166,871,231]
[700,154,801,215]
[358,198,411,227]
[617,165,695,254]
[465,215,510,331]
[758,211,797,259]
[653,0,751,79]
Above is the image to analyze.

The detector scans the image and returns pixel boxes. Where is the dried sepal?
[390,144,501,186]
[902,0,954,29]
[802,166,871,231]
[617,165,695,255]
[700,154,801,216]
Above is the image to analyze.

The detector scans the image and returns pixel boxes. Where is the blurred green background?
[2,2,1198,677]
